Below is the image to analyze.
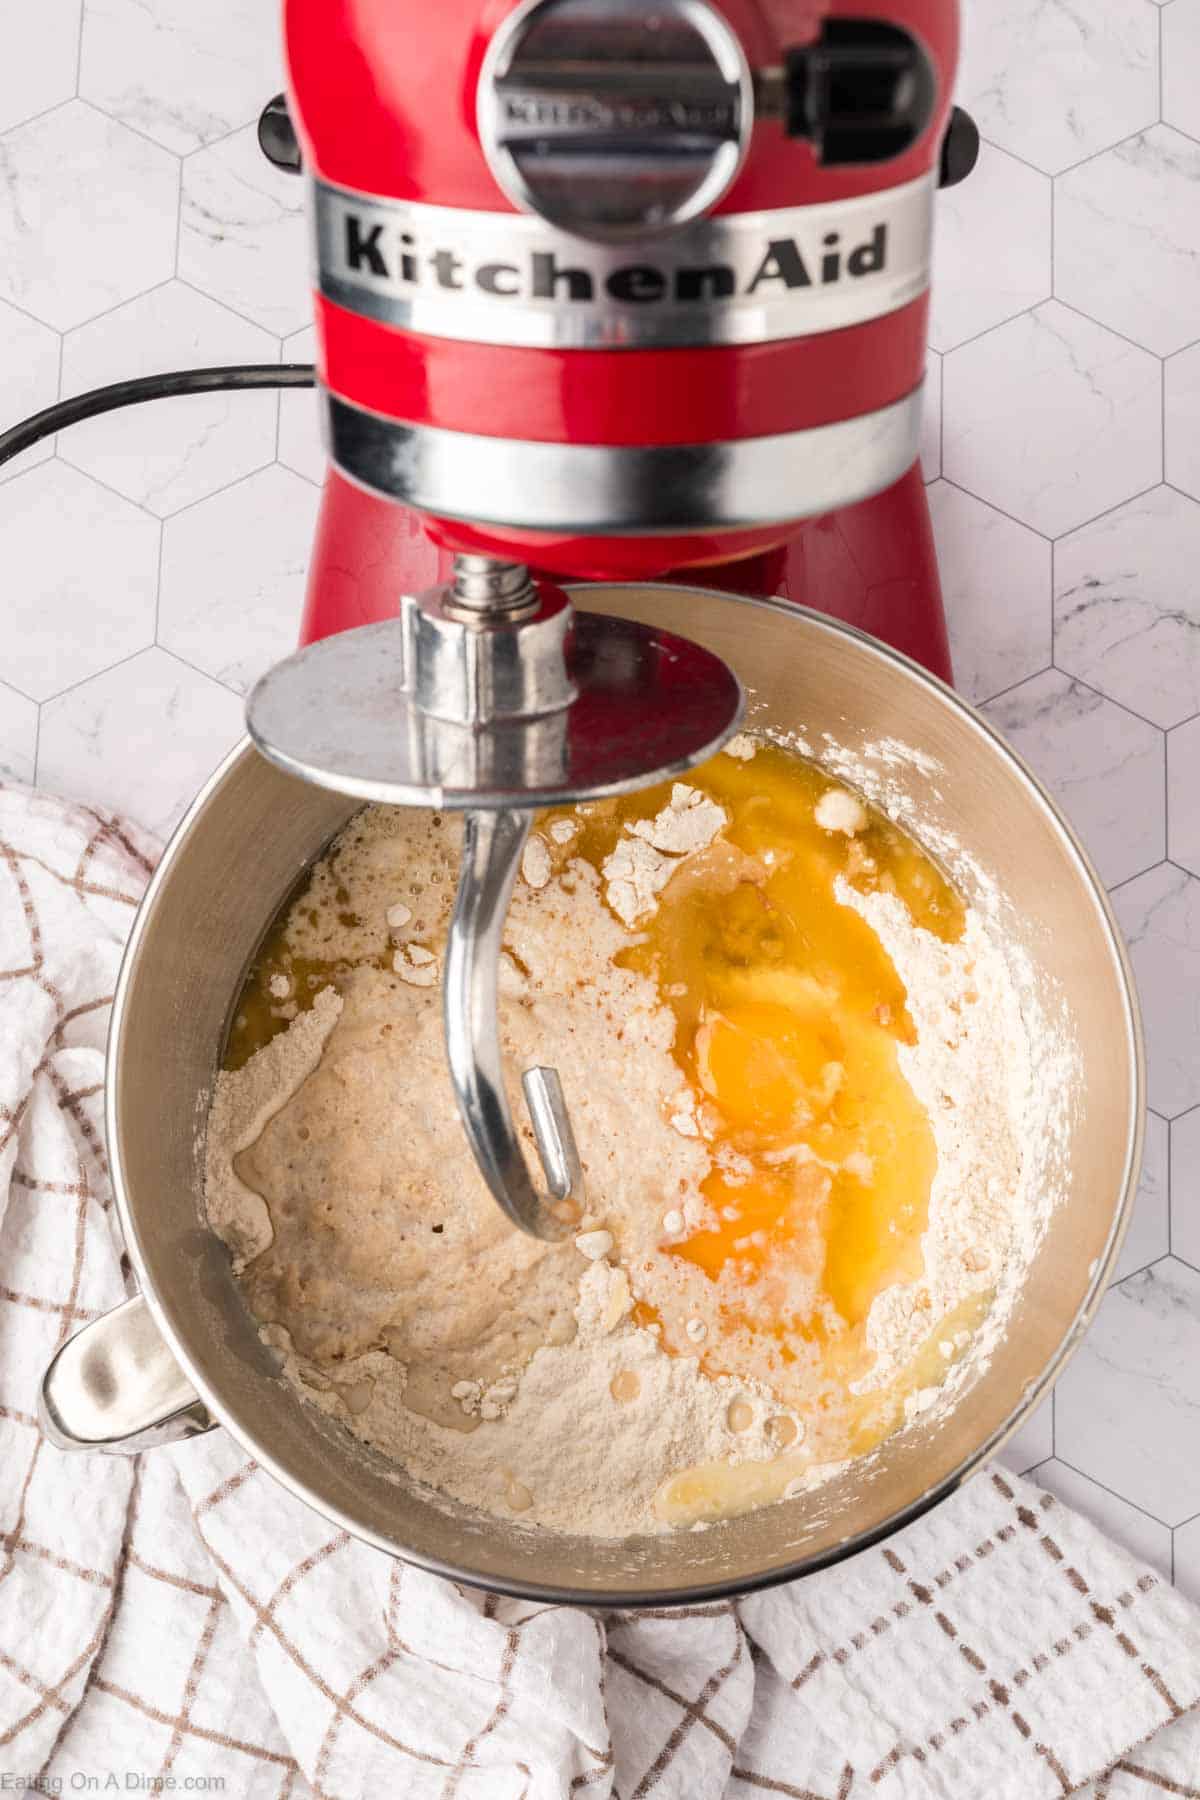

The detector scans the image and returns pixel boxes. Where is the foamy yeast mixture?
[204,736,1041,1537]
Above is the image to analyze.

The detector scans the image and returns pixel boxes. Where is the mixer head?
[250,0,960,1236]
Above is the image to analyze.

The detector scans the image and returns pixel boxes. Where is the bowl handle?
[39,1294,215,1453]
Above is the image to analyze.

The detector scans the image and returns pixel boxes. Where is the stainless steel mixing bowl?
[40,586,1143,1604]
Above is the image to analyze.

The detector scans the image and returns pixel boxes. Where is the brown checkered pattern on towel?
[2,779,1200,1800]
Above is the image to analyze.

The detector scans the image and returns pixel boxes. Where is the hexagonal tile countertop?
[4,0,1200,1601]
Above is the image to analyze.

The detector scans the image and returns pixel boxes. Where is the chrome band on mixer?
[325,387,924,532]
[313,175,935,350]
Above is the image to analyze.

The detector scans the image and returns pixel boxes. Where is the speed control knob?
[785,19,937,165]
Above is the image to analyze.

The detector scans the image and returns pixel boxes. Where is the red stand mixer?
[288,0,964,676]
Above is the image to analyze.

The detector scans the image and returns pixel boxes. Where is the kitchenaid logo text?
[342,211,888,303]
[500,92,737,134]
[313,177,934,350]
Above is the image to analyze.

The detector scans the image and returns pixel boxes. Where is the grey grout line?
[979,138,1047,180]
[1052,298,1165,364]
[1111,854,1196,894]
[153,519,165,643]
[172,276,303,341]
[1049,538,1057,665]
[54,275,177,341]
[938,478,1055,543]
[1051,118,1158,185]
[37,643,149,711]
[936,299,1043,361]
[1050,479,1165,547]
[157,642,249,699]
[976,666,1056,712]
[159,459,283,524]
[1054,1455,1176,1531]
[0,292,66,337]
[1108,862,1164,897]
[1113,1252,1170,1285]
[180,118,260,161]
[2,670,41,706]
[1165,698,1172,863]
[73,95,185,168]
[74,8,84,94]
[3,99,80,140]
[1049,168,1055,299]
[1107,853,1177,895]
[937,351,944,479]
[31,700,42,788]
[54,452,162,524]
[1167,1116,1173,1258]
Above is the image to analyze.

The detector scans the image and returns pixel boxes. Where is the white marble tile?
[1177,1515,1200,1605]
[927,481,1050,704]
[1055,488,1200,730]
[957,0,1158,175]
[942,303,1160,539]
[0,0,80,135]
[79,0,283,155]
[1035,1459,1172,1580]
[1162,0,1200,140]
[0,298,59,486]
[179,125,308,336]
[928,144,1050,353]
[1168,717,1200,877]
[37,647,243,840]
[158,465,319,694]
[997,1389,1053,1476]
[1112,864,1200,1120]
[0,684,38,785]
[1056,128,1200,357]
[1171,1106,1200,1274]
[0,100,179,332]
[278,325,325,487]
[1114,1110,1169,1284]
[0,460,158,702]
[981,671,1163,887]
[1165,344,1200,504]
[1055,1259,1200,1525]
[60,283,278,516]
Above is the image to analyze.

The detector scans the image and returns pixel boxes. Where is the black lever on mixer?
[784,19,937,165]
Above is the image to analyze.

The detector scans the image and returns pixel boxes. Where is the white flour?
[204,754,1054,1538]
[837,883,1037,1403]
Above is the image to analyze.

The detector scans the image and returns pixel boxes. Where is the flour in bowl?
[204,740,1045,1537]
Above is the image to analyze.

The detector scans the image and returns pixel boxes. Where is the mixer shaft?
[445,806,584,1240]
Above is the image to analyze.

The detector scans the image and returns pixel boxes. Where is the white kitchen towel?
[2,778,1200,1800]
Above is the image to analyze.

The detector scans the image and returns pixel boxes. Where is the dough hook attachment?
[445,808,583,1239]
[246,556,744,1241]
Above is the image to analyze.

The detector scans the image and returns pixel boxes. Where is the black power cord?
[0,363,317,470]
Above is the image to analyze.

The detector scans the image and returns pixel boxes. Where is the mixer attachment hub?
[407,569,576,726]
